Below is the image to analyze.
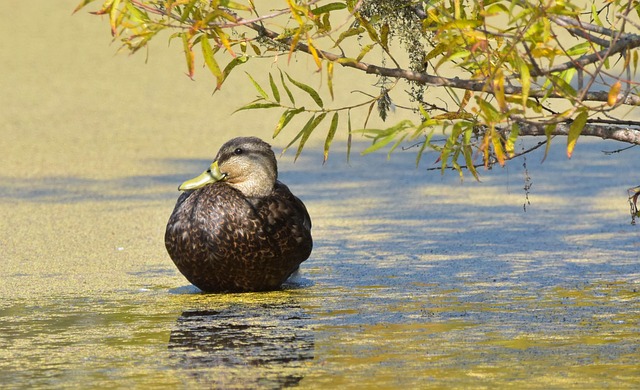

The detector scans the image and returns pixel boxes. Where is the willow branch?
[514,121,640,144]
[239,19,640,106]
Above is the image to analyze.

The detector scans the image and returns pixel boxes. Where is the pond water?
[1,1,639,389]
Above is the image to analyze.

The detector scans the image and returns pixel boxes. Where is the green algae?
[1,1,639,388]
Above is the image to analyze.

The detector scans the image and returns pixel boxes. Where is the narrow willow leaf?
[541,123,555,163]
[311,2,347,15]
[245,72,268,100]
[356,44,375,62]
[182,34,195,79]
[415,133,429,167]
[279,69,295,105]
[109,0,121,36]
[307,40,322,69]
[567,110,588,158]
[476,98,500,122]
[212,26,235,57]
[269,73,280,103]
[360,101,376,129]
[284,116,314,154]
[387,133,408,160]
[565,42,591,56]
[493,70,507,112]
[380,23,390,50]
[233,102,280,114]
[362,132,397,155]
[286,73,324,108]
[506,122,520,157]
[323,113,339,164]
[201,36,224,89]
[357,15,380,43]
[273,107,305,138]
[520,62,530,108]
[591,4,603,27]
[491,129,506,166]
[334,27,365,48]
[224,1,253,11]
[222,56,248,78]
[464,144,479,180]
[462,124,479,179]
[73,0,99,13]
[180,0,198,23]
[296,113,326,161]
[425,43,447,62]
[327,61,335,100]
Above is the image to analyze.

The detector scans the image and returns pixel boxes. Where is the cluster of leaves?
[75,0,640,179]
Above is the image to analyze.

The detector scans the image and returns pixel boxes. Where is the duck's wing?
[272,181,312,230]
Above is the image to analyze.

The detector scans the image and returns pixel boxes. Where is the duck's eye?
[233,148,243,155]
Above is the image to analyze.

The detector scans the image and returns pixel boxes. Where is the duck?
[165,136,313,293]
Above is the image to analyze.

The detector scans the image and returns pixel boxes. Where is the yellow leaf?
[567,110,588,158]
[493,71,507,112]
[491,128,506,166]
[520,62,530,108]
[181,34,195,79]
[327,61,335,100]
[608,81,621,106]
[201,36,224,89]
[307,39,322,69]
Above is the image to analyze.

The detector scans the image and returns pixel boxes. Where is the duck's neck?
[227,171,276,198]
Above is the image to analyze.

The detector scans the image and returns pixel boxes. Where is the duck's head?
[178,137,278,197]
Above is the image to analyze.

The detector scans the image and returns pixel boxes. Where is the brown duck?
[165,137,313,292]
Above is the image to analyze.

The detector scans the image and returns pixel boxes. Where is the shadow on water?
[168,301,314,388]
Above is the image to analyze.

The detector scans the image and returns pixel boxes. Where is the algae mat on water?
[1,1,639,388]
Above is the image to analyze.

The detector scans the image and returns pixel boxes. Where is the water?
[1,1,639,388]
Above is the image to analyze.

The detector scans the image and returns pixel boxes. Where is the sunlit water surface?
[1,1,639,388]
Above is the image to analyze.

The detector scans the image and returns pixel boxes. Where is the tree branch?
[514,121,640,144]
[237,19,640,106]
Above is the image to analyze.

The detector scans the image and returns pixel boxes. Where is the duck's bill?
[178,161,226,191]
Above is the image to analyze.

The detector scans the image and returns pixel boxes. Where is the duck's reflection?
[168,302,314,387]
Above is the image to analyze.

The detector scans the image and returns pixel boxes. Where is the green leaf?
[323,113,339,163]
[180,0,198,23]
[201,36,224,90]
[279,69,295,105]
[273,107,305,138]
[233,101,280,113]
[567,109,588,158]
[387,133,408,160]
[73,0,98,13]
[245,72,269,100]
[327,61,335,100]
[311,2,347,15]
[415,133,429,168]
[520,61,530,108]
[286,73,324,108]
[356,44,375,62]
[296,113,327,161]
[334,26,365,48]
[361,132,397,155]
[269,73,280,103]
[542,123,556,163]
[223,56,249,79]
[506,122,520,157]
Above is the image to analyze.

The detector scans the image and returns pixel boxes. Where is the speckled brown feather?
[165,180,312,292]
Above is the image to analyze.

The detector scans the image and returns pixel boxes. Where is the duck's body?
[165,137,312,293]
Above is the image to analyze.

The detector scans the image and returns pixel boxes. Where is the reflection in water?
[168,302,314,388]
